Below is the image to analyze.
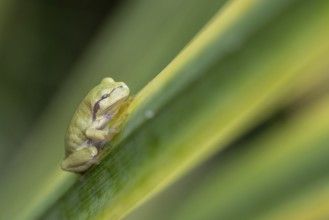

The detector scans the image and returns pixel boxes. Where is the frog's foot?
[61,146,98,173]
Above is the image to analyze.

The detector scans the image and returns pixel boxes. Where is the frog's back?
[65,99,93,155]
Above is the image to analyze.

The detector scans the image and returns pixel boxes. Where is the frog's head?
[92,78,130,118]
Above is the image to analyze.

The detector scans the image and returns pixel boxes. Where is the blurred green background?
[1,0,329,219]
[0,0,121,167]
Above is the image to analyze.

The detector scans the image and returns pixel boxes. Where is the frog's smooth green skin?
[61,77,130,173]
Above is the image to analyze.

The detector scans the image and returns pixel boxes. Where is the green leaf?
[167,92,329,220]
[42,0,329,219]
[0,0,227,219]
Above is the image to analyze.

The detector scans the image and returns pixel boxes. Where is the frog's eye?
[101,94,110,99]
[101,87,120,100]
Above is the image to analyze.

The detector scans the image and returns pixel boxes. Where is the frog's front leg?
[61,146,98,173]
[85,109,127,143]
[85,116,112,141]
[85,127,108,141]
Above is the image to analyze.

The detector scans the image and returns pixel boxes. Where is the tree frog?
[61,77,130,173]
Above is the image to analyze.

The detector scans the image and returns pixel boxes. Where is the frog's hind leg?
[61,146,99,173]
